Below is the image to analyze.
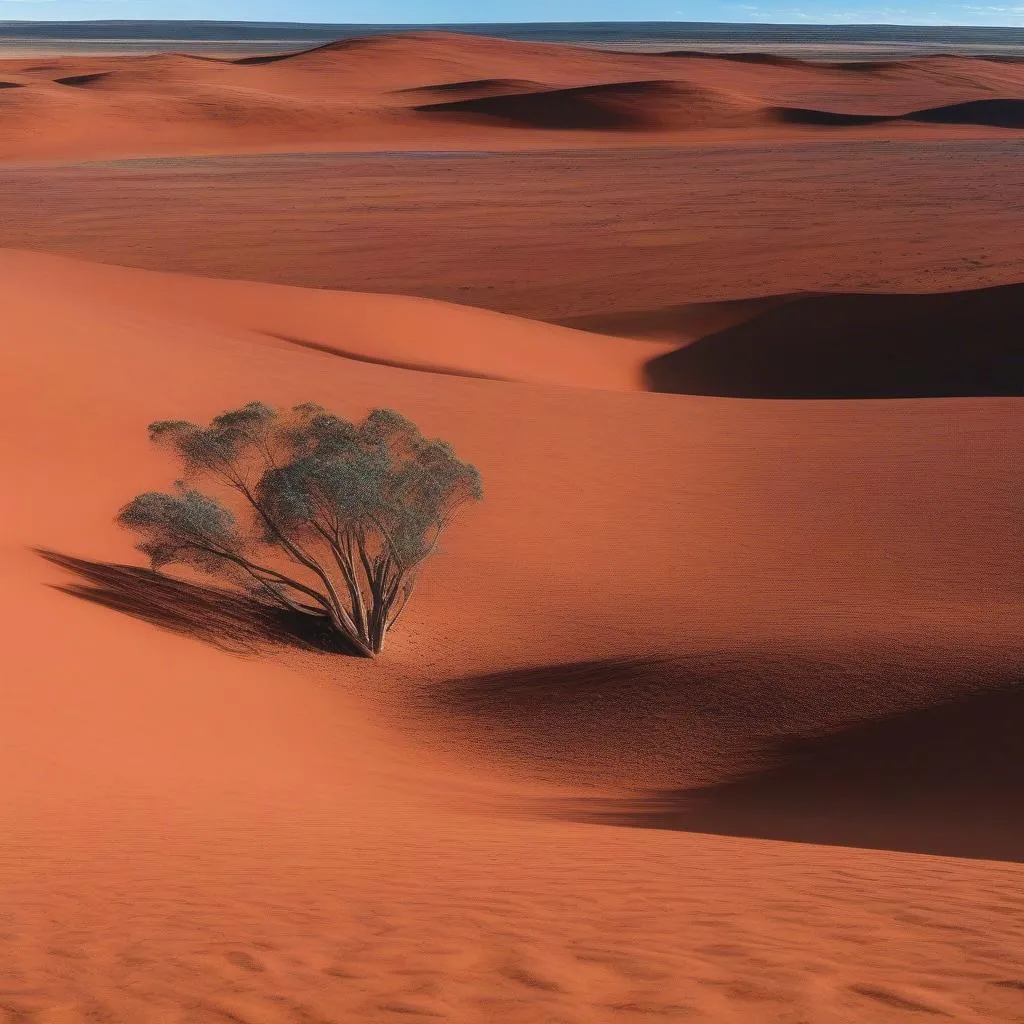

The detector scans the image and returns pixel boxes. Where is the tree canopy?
[118,401,482,656]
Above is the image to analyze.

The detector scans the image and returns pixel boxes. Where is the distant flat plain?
[3,140,1021,324]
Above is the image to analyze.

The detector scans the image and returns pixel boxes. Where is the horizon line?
[3,18,1024,29]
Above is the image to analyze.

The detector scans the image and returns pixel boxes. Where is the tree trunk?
[326,608,375,657]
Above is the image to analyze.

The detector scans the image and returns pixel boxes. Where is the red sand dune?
[414,80,769,130]
[1,246,1021,1021]
[417,79,1024,132]
[226,30,651,85]
[1,31,1024,159]
[19,249,1018,403]
[1,249,674,390]
[394,77,545,100]
[556,295,797,343]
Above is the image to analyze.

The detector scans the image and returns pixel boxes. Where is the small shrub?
[118,401,482,656]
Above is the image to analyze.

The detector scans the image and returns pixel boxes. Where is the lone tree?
[118,402,482,657]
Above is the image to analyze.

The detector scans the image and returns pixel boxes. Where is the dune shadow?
[664,50,809,67]
[645,282,1024,398]
[427,655,1024,862]
[572,682,1024,862]
[54,72,111,87]
[907,97,1024,128]
[414,83,651,130]
[775,106,889,126]
[37,548,357,656]
[415,80,773,132]
[393,78,542,96]
[231,38,366,66]
[263,331,510,382]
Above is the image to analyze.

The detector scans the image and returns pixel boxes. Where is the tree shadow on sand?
[567,681,1024,863]
[37,548,358,656]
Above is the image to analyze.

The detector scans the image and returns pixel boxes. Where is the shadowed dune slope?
[775,106,888,125]
[394,77,544,97]
[55,71,110,87]
[416,80,774,130]
[906,97,1024,127]
[778,96,1024,129]
[571,678,1024,861]
[420,650,1024,861]
[646,283,1024,398]
[416,78,1024,132]
[664,50,810,67]
[666,50,1022,73]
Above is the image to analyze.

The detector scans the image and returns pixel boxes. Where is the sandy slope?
[0,249,672,391]
[2,32,1024,159]
[1,250,1021,1022]
[644,283,1024,398]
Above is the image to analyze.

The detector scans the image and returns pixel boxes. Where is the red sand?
[1,249,674,390]
[2,246,1022,1023]
[0,31,1022,1024]
[1,33,1024,160]
[2,142,1020,327]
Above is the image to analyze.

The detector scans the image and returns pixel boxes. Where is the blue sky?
[1,0,1023,26]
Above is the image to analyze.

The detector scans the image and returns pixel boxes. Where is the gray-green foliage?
[118,402,483,656]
